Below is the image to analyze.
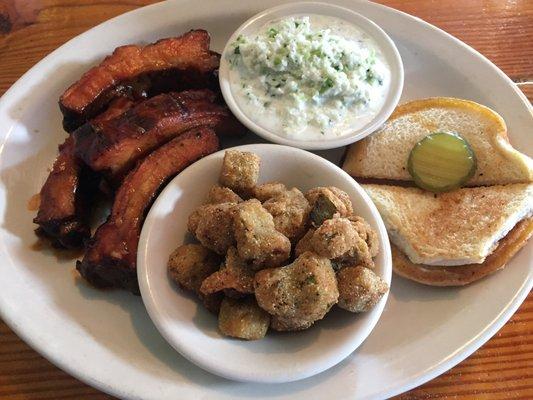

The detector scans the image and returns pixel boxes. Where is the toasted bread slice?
[343,98,533,186]
[363,183,533,266]
[391,218,533,286]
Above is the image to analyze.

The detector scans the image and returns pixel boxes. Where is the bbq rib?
[77,127,219,294]
[73,89,230,181]
[91,97,137,124]
[60,30,220,132]
[34,136,91,248]
[34,98,136,248]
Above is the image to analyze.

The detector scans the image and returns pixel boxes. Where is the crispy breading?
[295,228,315,257]
[187,207,202,236]
[206,185,243,204]
[263,188,310,241]
[167,243,223,314]
[218,297,270,340]
[167,244,221,293]
[311,218,374,268]
[188,203,236,254]
[337,265,388,312]
[200,247,254,297]
[253,182,287,202]
[311,218,359,259]
[270,315,313,331]
[174,155,388,337]
[202,292,224,314]
[233,199,291,270]
[219,150,260,196]
[254,251,338,331]
[347,215,379,258]
[306,187,353,225]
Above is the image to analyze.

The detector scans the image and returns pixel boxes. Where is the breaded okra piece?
[254,251,339,331]
[233,199,291,270]
[218,297,270,340]
[219,150,260,196]
[337,265,388,312]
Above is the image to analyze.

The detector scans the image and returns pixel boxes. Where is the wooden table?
[0,1,531,398]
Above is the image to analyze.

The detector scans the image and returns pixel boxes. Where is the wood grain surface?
[0,0,531,399]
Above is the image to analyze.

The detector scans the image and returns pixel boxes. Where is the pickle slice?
[408,131,476,192]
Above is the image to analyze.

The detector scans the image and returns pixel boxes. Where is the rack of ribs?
[73,89,230,182]
[76,127,219,294]
[59,30,220,132]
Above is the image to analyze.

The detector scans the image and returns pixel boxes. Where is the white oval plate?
[137,144,392,383]
[0,1,530,399]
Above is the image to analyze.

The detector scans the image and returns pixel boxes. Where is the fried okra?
[219,150,260,196]
[188,203,235,255]
[347,215,379,258]
[233,199,291,270]
[306,187,353,226]
[206,185,242,204]
[254,252,339,331]
[263,188,310,241]
[311,218,374,268]
[171,148,386,339]
[295,228,315,257]
[168,244,221,293]
[200,247,254,298]
[253,182,287,202]
[218,297,270,340]
[270,316,311,332]
[202,293,224,314]
[309,193,338,227]
[337,266,388,312]
[187,207,202,235]
[311,218,360,259]
[167,244,223,314]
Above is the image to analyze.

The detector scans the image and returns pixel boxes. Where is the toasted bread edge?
[391,217,533,286]
[343,97,533,183]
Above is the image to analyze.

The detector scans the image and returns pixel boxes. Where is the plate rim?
[0,0,530,399]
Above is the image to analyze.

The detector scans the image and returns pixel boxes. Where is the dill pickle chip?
[408,131,476,192]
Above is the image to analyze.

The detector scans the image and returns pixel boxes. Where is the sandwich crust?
[363,183,533,266]
[343,97,533,186]
[392,217,533,286]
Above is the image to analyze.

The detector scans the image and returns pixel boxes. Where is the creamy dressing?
[227,15,391,140]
